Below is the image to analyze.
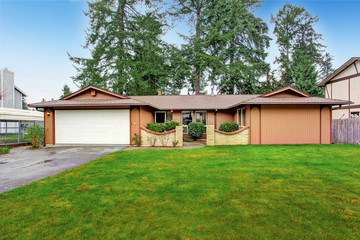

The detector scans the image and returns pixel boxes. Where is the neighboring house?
[29,85,348,146]
[318,57,360,119]
[0,68,41,136]
[0,68,27,109]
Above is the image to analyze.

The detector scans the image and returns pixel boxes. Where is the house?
[0,68,27,109]
[0,68,43,138]
[318,57,360,119]
[29,85,349,146]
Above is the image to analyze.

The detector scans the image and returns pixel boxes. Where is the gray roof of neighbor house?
[14,85,28,97]
[318,57,360,87]
[131,94,259,110]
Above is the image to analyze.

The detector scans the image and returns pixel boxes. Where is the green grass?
[1,145,360,239]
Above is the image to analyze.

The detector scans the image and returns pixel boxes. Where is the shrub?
[188,122,204,140]
[183,138,192,142]
[160,135,170,146]
[148,137,157,147]
[0,146,10,154]
[28,125,44,148]
[219,122,239,132]
[164,120,181,131]
[146,123,165,133]
[132,133,142,146]
[172,140,179,147]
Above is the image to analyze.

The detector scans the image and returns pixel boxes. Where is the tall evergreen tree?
[171,0,210,94]
[60,84,72,98]
[205,0,270,94]
[271,3,333,88]
[69,0,173,95]
[291,48,323,97]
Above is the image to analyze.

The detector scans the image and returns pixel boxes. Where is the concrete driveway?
[0,146,125,193]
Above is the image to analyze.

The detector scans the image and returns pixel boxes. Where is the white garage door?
[55,109,130,145]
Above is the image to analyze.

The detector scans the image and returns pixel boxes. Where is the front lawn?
[1,145,360,239]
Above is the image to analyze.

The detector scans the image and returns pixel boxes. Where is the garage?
[55,109,130,145]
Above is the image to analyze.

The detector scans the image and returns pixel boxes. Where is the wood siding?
[260,105,321,144]
[250,106,260,144]
[321,106,331,144]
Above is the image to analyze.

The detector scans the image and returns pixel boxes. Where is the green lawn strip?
[1,145,360,239]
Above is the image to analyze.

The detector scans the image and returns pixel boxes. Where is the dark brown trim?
[332,104,360,110]
[53,109,55,145]
[320,106,322,144]
[327,73,360,85]
[259,105,261,145]
[348,79,351,118]
[331,83,333,99]
[354,62,359,74]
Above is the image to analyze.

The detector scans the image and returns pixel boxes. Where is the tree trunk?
[195,6,201,95]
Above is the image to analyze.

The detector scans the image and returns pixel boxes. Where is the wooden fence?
[332,118,360,145]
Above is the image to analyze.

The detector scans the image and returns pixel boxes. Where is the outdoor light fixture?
[47,112,50,116]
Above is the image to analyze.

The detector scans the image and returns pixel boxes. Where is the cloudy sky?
[0,0,359,103]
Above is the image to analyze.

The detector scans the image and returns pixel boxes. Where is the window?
[237,108,245,126]
[195,111,207,125]
[351,112,360,118]
[182,111,193,125]
[155,111,172,124]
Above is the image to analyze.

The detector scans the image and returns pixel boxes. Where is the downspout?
[214,109,217,129]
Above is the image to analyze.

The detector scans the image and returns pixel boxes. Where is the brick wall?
[206,125,249,146]
[141,125,183,147]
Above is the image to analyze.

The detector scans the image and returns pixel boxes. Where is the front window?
[155,111,173,124]
[195,111,207,125]
[182,111,193,125]
[238,108,245,126]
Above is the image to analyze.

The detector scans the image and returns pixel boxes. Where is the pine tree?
[205,0,270,94]
[291,48,323,97]
[68,0,172,95]
[171,0,210,94]
[60,84,72,98]
[22,97,28,110]
[271,3,333,87]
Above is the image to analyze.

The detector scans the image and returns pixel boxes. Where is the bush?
[164,120,181,131]
[0,146,10,154]
[219,122,239,132]
[188,122,204,140]
[146,123,165,133]
[28,125,44,148]
[132,133,142,147]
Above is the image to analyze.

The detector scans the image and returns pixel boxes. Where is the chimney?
[211,87,215,96]
[158,91,161,95]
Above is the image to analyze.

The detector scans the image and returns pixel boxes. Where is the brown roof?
[260,86,312,97]
[318,57,360,87]
[243,96,351,105]
[131,94,259,110]
[29,85,350,109]
[62,85,129,100]
[28,98,145,108]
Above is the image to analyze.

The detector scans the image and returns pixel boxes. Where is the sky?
[0,0,359,103]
